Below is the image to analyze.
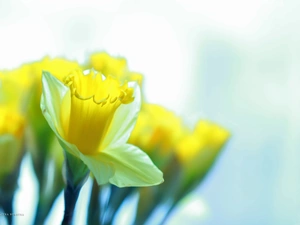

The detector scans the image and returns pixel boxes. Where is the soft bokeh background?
[1,0,300,224]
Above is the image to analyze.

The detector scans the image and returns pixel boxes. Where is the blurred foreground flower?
[41,69,163,224]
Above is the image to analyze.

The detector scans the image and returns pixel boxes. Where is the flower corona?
[60,70,134,155]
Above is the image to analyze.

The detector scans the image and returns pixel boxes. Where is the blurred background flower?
[1,0,300,225]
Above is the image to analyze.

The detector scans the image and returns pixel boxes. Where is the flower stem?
[102,186,134,225]
[61,150,90,225]
[0,194,13,225]
[33,187,62,225]
[87,179,101,225]
[133,187,157,225]
[158,202,176,225]
[0,146,25,225]
[61,184,81,225]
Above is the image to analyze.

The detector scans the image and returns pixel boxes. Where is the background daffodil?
[0,71,26,181]
[0,107,25,180]
[41,70,163,187]
[0,72,27,225]
[87,52,143,86]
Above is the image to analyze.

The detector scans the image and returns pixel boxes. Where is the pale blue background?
[1,0,300,224]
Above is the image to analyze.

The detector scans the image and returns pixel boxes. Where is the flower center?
[60,70,134,155]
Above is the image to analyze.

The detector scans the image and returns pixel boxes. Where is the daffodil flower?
[0,107,25,180]
[176,120,230,166]
[128,103,186,170]
[89,52,143,86]
[0,73,26,180]
[172,120,230,201]
[129,104,184,155]
[41,70,163,187]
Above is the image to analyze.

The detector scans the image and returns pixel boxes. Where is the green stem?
[33,189,62,225]
[33,196,46,225]
[133,187,158,225]
[87,179,101,225]
[158,201,177,225]
[61,151,89,225]
[61,184,81,225]
[32,155,64,225]
[0,194,13,225]
[0,145,25,225]
[102,186,134,225]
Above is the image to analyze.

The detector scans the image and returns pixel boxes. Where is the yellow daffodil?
[0,106,25,179]
[0,72,27,179]
[0,65,33,113]
[31,56,81,83]
[90,52,127,77]
[29,57,81,109]
[155,120,230,212]
[129,104,184,155]
[173,120,230,198]
[41,70,163,187]
[176,120,230,166]
[89,52,143,86]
